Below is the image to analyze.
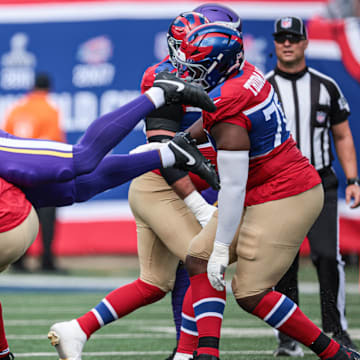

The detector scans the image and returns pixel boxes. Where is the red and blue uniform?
[204,61,321,205]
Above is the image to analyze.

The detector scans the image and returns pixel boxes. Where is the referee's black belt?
[317,166,335,178]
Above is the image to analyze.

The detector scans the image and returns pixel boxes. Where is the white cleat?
[273,341,304,357]
[48,319,87,360]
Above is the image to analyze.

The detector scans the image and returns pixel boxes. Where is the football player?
[46,5,244,360]
[173,22,360,360]
[140,5,243,355]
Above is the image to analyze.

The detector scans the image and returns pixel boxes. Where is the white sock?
[159,145,176,167]
[145,87,165,108]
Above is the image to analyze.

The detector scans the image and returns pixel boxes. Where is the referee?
[266,16,360,356]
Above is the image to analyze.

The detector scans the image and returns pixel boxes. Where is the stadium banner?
[0,0,359,255]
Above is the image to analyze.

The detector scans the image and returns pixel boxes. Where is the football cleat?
[328,345,360,360]
[333,331,358,351]
[273,340,304,357]
[152,71,216,113]
[193,351,219,360]
[168,132,220,191]
[48,320,86,360]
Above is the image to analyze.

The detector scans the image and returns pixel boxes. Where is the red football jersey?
[0,178,32,232]
[203,61,321,205]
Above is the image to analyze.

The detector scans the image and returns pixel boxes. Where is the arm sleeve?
[160,167,188,186]
[145,104,184,133]
[146,104,187,184]
[215,150,249,246]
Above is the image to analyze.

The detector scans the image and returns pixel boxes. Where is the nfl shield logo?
[316,111,326,124]
[281,18,292,29]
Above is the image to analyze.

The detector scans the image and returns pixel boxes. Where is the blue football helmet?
[176,23,245,90]
[167,11,209,66]
[193,3,242,33]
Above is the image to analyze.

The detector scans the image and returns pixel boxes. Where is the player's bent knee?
[135,278,166,304]
[185,255,207,276]
[235,289,271,313]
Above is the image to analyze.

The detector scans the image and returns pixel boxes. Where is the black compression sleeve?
[160,167,188,185]
[145,104,183,132]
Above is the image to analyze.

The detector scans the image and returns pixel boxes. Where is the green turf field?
[2,261,360,359]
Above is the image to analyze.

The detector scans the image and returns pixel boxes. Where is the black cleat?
[193,352,219,360]
[328,345,360,360]
[343,347,360,360]
[169,132,220,191]
[153,71,216,113]
[333,331,358,351]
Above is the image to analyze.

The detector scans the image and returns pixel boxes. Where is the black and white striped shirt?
[265,66,350,170]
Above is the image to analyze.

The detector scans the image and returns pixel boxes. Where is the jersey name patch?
[243,69,266,96]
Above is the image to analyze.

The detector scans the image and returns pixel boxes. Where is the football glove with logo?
[152,71,216,113]
[168,132,220,191]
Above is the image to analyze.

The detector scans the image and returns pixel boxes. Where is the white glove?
[207,242,229,291]
[184,190,217,227]
[196,204,217,227]
[129,142,166,154]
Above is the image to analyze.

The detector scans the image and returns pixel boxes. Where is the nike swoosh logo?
[154,79,185,92]
[170,141,196,166]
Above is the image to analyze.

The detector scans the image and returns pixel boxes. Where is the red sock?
[190,273,226,358]
[0,302,9,358]
[318,339,341,360]
[177,287,198,355]
[252,291,340,358]
[78,278,165,338]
